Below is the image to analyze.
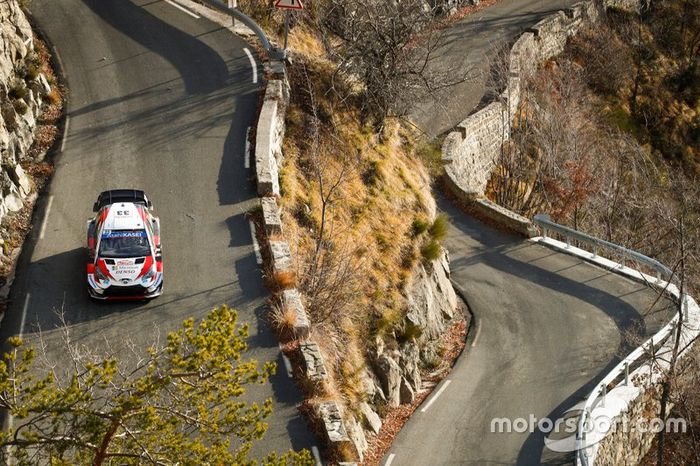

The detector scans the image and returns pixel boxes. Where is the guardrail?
[198,0,284,59]
[533,214,673,282]
[532,214,685,466]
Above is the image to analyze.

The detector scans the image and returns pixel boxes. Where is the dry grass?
[269,303,299,342]
[278,56,439,410]
[274,270,297,290]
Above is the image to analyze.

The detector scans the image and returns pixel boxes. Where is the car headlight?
[94,265,108,283]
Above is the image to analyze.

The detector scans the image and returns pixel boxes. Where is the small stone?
[299,341,328,381]
[261,197,282,235]
[269,240,293,274]
[282,289,309,338]
[316,401,350,443]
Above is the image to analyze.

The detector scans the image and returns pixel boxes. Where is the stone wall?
[442,0,638,199]
[442,0,604,200]
[0,0,46,221]
[255,80,287,197]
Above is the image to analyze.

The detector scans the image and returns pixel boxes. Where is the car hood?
[100,257,151,284]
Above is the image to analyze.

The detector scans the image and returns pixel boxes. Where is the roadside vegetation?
[0,306,312,465]
[236,0,469,460]
[484,3,699,464]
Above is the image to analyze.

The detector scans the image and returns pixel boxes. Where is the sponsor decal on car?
[101,230,147,239]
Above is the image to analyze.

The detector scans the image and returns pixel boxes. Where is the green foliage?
[0,306,313,466]
[411,217,429,236]
[397,321,423,343]
[24,64,40,82]
[420,240,441,262]
[8,82,27,100]
[428,214,449,241]
[362,159,383,187]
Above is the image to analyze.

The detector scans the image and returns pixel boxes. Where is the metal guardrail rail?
[532,214,684,466]
[533,214,673,281]
[198,0,284,59]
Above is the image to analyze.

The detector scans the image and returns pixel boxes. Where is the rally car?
[86,190,163,300]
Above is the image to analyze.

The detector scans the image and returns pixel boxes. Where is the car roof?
[101,203,146,231]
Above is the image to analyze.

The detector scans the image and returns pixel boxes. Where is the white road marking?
[279,343,293,377]
[471,319,482,348]
[244,126,251,169]
[311,446,322,466]
[164,0,200,18]
[19,293,31,339]
[60,115,70,153]
[384,453,396,466]
[420,379,451,413]
[52,45,65,75]
[243,47,258,84]
[248,220,263,265]
[39,196,54,240]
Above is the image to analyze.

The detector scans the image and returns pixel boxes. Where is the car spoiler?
[93,189,151,212]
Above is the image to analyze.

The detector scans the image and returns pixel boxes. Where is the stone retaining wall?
[442,0,605,200]
[253,69,360,459]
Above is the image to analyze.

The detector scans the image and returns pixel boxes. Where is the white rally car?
[87,190,163,300]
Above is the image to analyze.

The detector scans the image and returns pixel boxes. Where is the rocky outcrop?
[376,353,402,408]
[0,0,47,222]
[371,248,460,410]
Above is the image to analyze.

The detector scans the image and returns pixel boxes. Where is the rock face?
[371,247,460,411]
[375,353,402,408]
[405,249,457,341]
[0,0,45,221]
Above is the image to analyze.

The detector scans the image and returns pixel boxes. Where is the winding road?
[1,0,315,458]
[411,0,581,138]
[381,2,675,464]
[383,199,672,465]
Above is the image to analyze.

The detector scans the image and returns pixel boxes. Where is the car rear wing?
[93,189,152,212]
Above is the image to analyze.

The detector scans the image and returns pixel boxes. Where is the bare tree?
[319,0,473,127]
[296,67,364,324]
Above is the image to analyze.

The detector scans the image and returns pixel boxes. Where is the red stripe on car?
[97,259,114,279]
[137,256,154,278]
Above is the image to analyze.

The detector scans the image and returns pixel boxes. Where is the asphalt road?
[1,0,315,457]
[410,0,581,137]
[383,198,673,465]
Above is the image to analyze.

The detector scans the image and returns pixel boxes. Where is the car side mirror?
[92,202,99,212]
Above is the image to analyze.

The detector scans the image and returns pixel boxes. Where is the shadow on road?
[438,196,673,465]
[81,0,228,95]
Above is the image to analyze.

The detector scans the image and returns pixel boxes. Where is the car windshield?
[99,230,150,258]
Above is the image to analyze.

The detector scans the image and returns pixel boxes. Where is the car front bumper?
[88,273,163,301]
